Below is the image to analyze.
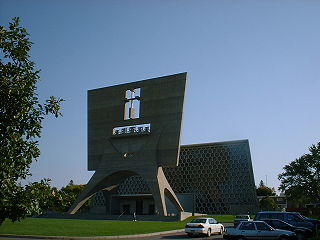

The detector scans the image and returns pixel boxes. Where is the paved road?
[127,232,224,240]
[0,232,224,240]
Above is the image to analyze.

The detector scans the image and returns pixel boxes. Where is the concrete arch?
[164,187,184,213]
[137,167,184,216]
[68,168,184,216]
[68,170,138,214]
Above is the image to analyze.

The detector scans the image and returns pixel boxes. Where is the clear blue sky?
[1,0,320,191]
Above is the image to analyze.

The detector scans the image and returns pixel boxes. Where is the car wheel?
[219,227,223,235]
[207,228,211,237]
[278,236,288,240]
[187,233,193,237]
[237,236,246,240]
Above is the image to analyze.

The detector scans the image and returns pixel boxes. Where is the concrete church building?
[69,73,258,218]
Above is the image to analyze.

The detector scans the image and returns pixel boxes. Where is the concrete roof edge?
[88,72,188,92]
[181,139,249,148]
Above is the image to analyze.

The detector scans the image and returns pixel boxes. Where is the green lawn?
[207,214,235,222]
[0,215,234,237]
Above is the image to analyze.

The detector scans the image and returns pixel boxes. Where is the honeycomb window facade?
[90,140,258,215]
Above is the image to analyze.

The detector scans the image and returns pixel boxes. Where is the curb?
[0,229,185,239]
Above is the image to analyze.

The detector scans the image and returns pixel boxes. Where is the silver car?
[224,221,296,240]
[185,217,224,237]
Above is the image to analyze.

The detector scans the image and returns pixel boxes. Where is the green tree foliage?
[278,142,320,203]
[0,17,63,224]
[256,186,276,196]
[256,180,276,196]
[29,180,86,213]
[57,183,86,212]
[22,179,53,215]
[259,196,277,211]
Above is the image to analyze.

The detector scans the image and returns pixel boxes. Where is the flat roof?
[181,139,249,148]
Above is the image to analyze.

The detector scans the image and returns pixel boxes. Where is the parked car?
[185,217,224,237]
[234,215,252,227]
[255,211,316,232]
[262,219,313,240]
[223,221,296,240]
[300,215,320,228]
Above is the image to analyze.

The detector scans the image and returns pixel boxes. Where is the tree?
[256,186,276,196]
[278,142,320,203]
[259,196,277,211]
[256,180,276,196]
[0,17,63,224]
[22,179,54,215]
[59,183,86,212]
[28,180,87,213]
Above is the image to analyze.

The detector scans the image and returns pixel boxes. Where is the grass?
[0,215,234,237]
[205,214,235,222]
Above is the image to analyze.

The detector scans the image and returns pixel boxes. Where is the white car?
[185,217,224,237]
[223,221,296,240]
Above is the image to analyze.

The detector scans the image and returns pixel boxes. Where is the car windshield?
[190,219,207,223]
[288,213,304,222]
[299,214,309,220]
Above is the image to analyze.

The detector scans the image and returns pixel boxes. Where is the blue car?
[262,219,313,239]
[255,211,316,233]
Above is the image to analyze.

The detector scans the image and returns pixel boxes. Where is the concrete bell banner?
[69,73,187,216]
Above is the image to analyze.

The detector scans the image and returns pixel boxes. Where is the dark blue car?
[255,211,317,233]
[262,219,313,239]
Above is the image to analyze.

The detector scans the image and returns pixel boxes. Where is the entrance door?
[148,204,155,215]
[136,200,143,215]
